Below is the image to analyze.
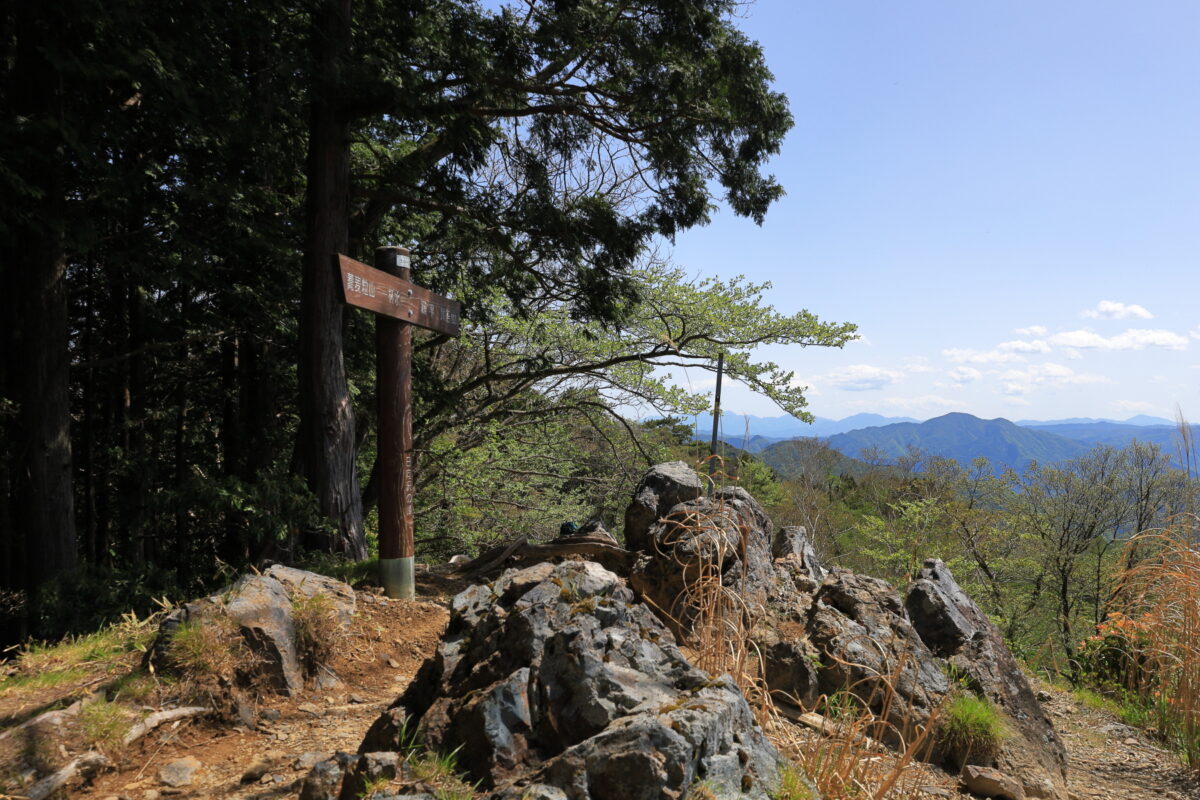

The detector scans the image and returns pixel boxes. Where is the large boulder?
[148,567,355,696]
[797,569,948,738]
[629,479,780,637]
[907,559,1067,799]
[622,461,704,553]
[359,561,787,800]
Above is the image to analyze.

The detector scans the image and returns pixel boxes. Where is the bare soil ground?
[4,565,1200,800]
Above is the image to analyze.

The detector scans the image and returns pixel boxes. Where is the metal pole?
[709,353,724,477]
[375,245,415,599]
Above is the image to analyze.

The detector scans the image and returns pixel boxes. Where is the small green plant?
[357,773,392,799]
[685,779,719,800]
[108,670,163,703]
[938,694,1007,765]
[408,747,477,800]
[291,592,343,674]
[78,698,130,751]
[771,764,815,800]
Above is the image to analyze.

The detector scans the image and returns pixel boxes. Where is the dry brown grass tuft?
[291,592,343,675]
[1108,513,1200,769]
[668,460,940,798]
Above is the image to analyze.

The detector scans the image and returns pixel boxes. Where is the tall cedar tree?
[301,0,792,555]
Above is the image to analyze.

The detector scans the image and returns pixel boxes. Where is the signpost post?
[339,248,461,598]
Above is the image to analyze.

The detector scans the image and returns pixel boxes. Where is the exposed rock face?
[629,484,779,636]
[359,561,783,800]
[907,559,1067,800]
[148,567,355,695]
[772,526,825,584]
[802,569,949,735]
[265,564,356,626]
[622,461,704,553]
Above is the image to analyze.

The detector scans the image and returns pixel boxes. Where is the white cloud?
[946,366,982,385]
[997,339,1052,354]
[1003,397,1032,407]
[1113,400,1158,413]
[1191,326,1200,340]
[877,395,957,411]
[999,363,1111,396]
[901,356,935,374]
[820,364,904,392]
[1049,328,1188,351]
[1014,325,1048,337]
[1081,300,1154,320]
[943,348,1026,364]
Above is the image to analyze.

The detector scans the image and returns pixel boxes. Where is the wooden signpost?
[339,248,461,598]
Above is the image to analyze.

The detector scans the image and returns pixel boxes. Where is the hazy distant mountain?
[1022,421,1197,454]
[691,412,918,445]
[1018,415,1175,427]
[822,412,1091,471]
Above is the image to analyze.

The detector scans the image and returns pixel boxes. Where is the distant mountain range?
[692,412,918,447]
[686,411,1195,477]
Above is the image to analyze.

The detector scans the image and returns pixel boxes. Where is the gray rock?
[265,564,356,626]
[907,559,1067,799]
[158,756,201,787]
[629,480,779,637]
[295,752,328,770]
[960,764,1025,800]
[147,567,355,696]
[298,753,357,800]
[772,526,825,582]
[622,461,704,552]
[361,561,783,799]
[804,569,948,736]
[338,752,399,800]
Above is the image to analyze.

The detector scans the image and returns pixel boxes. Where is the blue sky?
[667,1,1200,422]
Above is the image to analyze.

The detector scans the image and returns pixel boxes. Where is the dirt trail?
[1039,687,1200,800]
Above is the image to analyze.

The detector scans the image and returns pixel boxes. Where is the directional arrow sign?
[338,254,461,336]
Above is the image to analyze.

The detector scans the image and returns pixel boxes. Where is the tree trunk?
[297,0,366,558]
[2,5,78,594]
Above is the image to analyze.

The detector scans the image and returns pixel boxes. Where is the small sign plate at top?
[338,254,461,336]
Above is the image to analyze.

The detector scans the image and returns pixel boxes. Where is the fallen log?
[26,751,109,800]
[0,701,82,742]
[463,537,635,577]
[773,703,889,753]
[122,705,208,746]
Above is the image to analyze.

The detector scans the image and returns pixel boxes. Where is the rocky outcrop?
[358,561,786,800]
[907,559,1067,799]
[804,570,949,734]
[622,461,704,553]
[148,566,355,696]
[629,484,780,636]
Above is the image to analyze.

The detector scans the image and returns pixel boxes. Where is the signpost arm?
[375,246,415,599]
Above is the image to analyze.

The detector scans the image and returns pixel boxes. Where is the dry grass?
[1109,514,1200,769]
[77,697,131,752]
[162,611,260,713]
[666,461,940,798]
[291,592,343,675]
[655,468,767,721]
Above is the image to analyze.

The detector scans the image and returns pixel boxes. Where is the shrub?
[78,698,130,752]
[166,614,247,682]
[938,694,1006,766]
[291,593,343,675]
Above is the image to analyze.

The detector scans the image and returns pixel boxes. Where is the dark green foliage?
[0,0,815,643]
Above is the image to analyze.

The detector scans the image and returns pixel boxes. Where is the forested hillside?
[0,0,858,643]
